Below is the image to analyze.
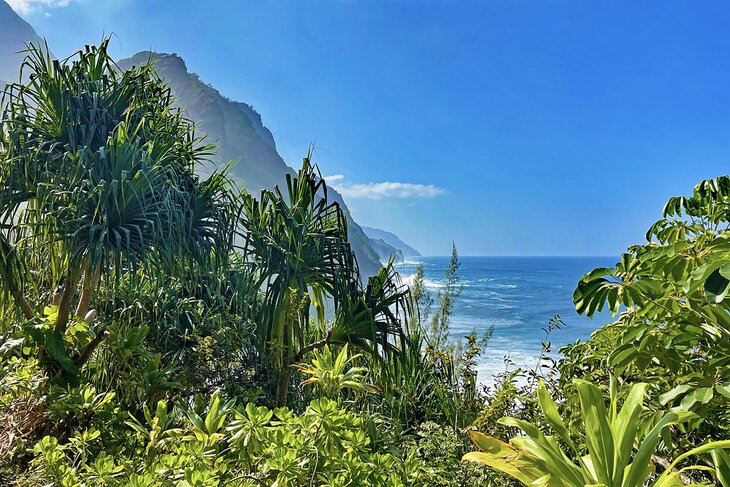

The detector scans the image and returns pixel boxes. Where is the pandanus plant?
[240,155,412,406]
[240,152,357,406]
[464,378,730,486]
[0,39,232,373]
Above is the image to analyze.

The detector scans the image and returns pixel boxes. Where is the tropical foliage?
[463,175,730,486]
[2,38,730,486]
[0,39,491,486]
[465,378,730,486]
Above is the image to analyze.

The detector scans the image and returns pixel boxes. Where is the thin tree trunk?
[54,271,80,335]
[13,290,35,320]
[275,363,291,407]
[75,264,99,318]
[74,328,108,367]
[274,287,293,407]
[292,331,332,363]
[276,333,334,406]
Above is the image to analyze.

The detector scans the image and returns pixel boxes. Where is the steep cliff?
[0,0,41,84]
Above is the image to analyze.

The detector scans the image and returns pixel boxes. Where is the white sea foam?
[423,278,445,289]
[476,350,544,386]
[399,273,417,287]
[395,256,614,388]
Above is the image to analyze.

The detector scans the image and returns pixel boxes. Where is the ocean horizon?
[396,255,617,384]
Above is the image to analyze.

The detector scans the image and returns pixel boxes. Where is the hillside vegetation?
[116,51,386,278]
[1,40,730,486]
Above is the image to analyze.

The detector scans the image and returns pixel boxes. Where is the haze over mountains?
[362,226,421,258]
[0,1,420,276]
[0,0,39,84]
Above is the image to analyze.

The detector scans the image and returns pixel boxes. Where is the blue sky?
[11,0,730,256]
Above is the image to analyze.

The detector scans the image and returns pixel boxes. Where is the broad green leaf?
[716,385,730,399]
[612,382,648,484]
[462,451,551,486]
[705,268,730,303]
[44,330,79,375]
[625,412,681,487]
[659,385,692,405]
[712,449,730,487]
[656,440,730,484]
[574,379,614,486]
[536,381,575,451]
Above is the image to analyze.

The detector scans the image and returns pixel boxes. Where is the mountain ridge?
[368,237,405,264]
[362,226,421,257]
[0,0,41,84]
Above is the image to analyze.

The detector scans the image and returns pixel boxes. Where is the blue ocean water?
[396,256,616,383]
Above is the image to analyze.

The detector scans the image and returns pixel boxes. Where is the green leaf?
[712,449,730,487]
[659,385,692,405]
[625,412,682,487]
[656,440,730,483]
[716,385,730,399]
[574,379,614,486]
[694,387,714,404]
[612,382,648,483]
[536,381,576,452]
[464,432,561,487]
[705,268,730,303]
[44,330,79,375]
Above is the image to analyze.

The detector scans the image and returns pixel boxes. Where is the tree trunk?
[74,328,108,367]
[275,363,291,407]
[13,290,35,320]
[291,332,332,363]
[54,272,80,335]
[75,264,99,319]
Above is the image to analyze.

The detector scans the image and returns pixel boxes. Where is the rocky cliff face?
[368,237,405,264]
[117,52,383,277]
[0,0,41,84]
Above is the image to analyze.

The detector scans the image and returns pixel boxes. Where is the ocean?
[396,256,616,384]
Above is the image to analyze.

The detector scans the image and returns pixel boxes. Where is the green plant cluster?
[463,178,730,484]
[26,393,423,486]
[2,38,730,487]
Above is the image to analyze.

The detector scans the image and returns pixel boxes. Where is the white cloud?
[331,181,446,200]
[7,0,78,15]
[323,174,345,183]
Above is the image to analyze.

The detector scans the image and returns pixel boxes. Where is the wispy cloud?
[7,0,79,15]
[331,180,446,200]
[323,174,345,183]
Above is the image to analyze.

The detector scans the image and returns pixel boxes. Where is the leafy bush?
[465,378,730,486]
[21,392,422,486]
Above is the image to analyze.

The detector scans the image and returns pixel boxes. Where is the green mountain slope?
[368,238,405,263]
[117,52,383,277]
[361,226,420,257]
